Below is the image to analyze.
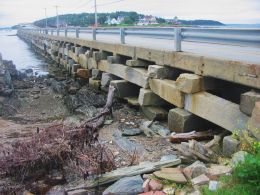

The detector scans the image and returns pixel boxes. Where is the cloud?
[0,0,259,26]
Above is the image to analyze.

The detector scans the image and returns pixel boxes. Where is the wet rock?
[75,105,98,117]
[68,86,79,95]
[31,89,41,95]
[50,79,67,95]
[122,128,143,136]
[32,95,40,99]
[65,95,81,111]
[13,80,33,89]
[183,161,207,179]
[103,175,143,195]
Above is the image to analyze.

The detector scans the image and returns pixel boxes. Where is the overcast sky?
[0,0,260,26]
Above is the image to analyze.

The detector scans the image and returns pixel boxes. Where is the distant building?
[166,16,180,25]
[137,15,158,26]
[105,16,125,25]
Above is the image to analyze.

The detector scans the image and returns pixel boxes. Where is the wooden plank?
[84,158,181,188]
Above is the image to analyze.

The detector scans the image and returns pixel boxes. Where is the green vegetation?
[202,141,260,195]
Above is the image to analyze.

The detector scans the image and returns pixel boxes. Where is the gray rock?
[160,154,178,161]
[223,135,240,157]
[183,161,207,179]
[231,151,248,166]
[103,175,143,195]
[75,105,98,117]
[122,128,143,136]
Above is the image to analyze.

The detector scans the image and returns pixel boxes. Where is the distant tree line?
[33,11,223,27]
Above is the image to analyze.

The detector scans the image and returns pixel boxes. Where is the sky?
[0,0,260,26]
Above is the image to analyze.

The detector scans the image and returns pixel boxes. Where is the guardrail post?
[57,29,60,36]
[76,28,79,38]
[51,29,53,35]
[45,29,48,35]
[65,28,68,37]
[120,28,125,44]
[92,28,96,41]
[174,28,182,52]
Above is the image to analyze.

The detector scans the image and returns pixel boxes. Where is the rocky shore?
[0,52,256,195]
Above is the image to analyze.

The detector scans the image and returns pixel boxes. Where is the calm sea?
[0,29,48,75]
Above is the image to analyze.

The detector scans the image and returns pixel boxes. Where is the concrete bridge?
[17,27,260,138]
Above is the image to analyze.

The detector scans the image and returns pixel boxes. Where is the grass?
[202,141,260,195]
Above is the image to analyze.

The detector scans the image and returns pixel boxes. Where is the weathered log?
[170,130,215,143]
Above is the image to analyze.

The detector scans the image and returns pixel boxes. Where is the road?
[60,32,260,64]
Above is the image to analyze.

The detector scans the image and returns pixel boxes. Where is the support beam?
[149,79,185,108]
[176,73,203,94]
[168,108,213,133]
[98,60,149,88]
[184,92,249,132]
[110,80,140,98]
[138,88,166,106]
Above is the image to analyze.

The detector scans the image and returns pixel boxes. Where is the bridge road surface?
[60,32,260,65]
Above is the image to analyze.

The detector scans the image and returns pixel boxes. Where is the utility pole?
[55,5,59,29]
[94,0,98,27]
[44,8,47,28]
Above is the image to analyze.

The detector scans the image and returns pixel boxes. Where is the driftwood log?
[173,131,227,163]
[170,130,216,143]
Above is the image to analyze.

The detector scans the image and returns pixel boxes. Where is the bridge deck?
[65,33,260,65]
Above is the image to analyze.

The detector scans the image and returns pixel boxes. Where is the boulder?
[240,91,260,116]
[103,175,143,195]
[223,135,240,157]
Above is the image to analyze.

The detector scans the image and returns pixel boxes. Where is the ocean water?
[0,29,48,75]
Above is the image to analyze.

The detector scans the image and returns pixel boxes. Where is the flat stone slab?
[149,79,184,108]
[191,174,210,186]
[113,131,146,155]
[153,168,187,184]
